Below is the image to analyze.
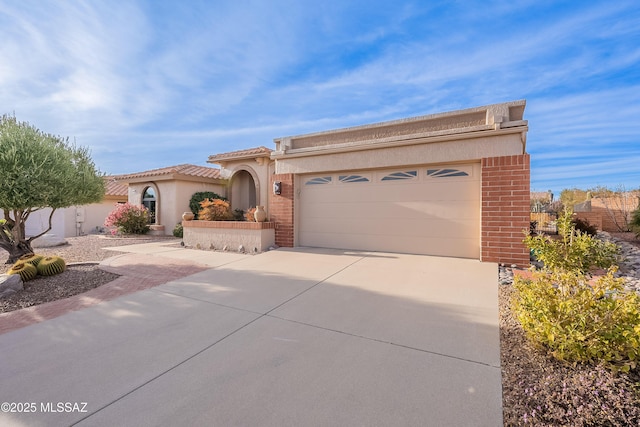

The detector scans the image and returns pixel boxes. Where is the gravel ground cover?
[0,235,180,313]
[1,233,639,425]
[501,232,640,426]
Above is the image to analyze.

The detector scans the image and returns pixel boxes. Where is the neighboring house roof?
[104,176,129,198]
[208,146,272,164]
[530,191,553,202]
[114,164,223,183]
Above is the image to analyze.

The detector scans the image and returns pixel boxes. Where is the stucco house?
[114,164,227,235]
[195,100,530,267]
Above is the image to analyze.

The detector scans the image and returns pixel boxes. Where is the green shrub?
[173,222,183,238]
[189,192,226,219]
[513,268,640,372]
[525,209,619,274]
[232,208,245,221]
[631,205,640,238]
[572,217,598,236]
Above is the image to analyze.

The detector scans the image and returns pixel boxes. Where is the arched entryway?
[142,186,157,224]
[230,169,257,212]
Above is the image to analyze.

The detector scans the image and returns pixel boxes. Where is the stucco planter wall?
[183,220,275,253]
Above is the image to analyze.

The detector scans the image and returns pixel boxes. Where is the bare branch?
[26,208,55,242]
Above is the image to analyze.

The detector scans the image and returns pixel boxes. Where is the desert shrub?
[525,209,619,274]
[104,203,150,234]
[244,207,256,222]
[232,208,245,221]
[631,205,640,238]
[513,268,640,372]
[173,223,183,238]
[572,217,598,236]
[198,198,233,221]
[189,192,226,219]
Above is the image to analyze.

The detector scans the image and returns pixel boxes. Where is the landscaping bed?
[500,283,640,425]
[0,235,179,314]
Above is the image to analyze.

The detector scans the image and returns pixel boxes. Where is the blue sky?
[1,1,638,196]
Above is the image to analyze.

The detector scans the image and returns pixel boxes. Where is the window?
[381,171,417,181]
[338,175,369,183]
[426,168,469,178]
[305,177,332,185]
[142,187,156,224]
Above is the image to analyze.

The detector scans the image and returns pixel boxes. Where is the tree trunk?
[3,240,34,264]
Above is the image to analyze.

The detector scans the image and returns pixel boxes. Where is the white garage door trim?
[298,163,480,258]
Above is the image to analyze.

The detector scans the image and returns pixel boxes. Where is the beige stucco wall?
[277,100,526,152]
[128,181,227,235]
[75,201,125,236]
[219,160,274,217]
[2,201,118,241]
[274,133,524,175]
[183,222,275,252]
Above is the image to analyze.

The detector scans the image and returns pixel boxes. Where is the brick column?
[481,154,530,267]
[269,173,294,247]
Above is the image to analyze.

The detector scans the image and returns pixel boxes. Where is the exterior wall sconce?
[273,181,282,195]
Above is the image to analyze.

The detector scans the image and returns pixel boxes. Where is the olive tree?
[0,115,105,263]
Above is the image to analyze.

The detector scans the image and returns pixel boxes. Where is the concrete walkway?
[0,244,502,426]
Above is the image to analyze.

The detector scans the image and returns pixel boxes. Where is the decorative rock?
[238,245,245,253]
[31,233,66,248]
[0,274,23,299]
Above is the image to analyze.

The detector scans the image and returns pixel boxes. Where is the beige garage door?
[298,164,480,258]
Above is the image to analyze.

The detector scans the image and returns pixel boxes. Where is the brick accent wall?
[269,173,295,247]
[481,154,530,267]
[572,211,603,231]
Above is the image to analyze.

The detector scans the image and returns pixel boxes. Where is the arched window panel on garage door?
[380,171,418,181]
[426,167,471,178]
[338,175,370,183]
[305,176,332,185]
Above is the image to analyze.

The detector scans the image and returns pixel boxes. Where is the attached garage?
[209,100,531,266]
[298,164,480,258]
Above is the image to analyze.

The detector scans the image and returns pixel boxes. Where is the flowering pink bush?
[104,203,150,234]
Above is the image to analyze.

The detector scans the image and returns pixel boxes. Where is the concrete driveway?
[0,247,501,426]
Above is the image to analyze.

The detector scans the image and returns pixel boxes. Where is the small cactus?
[17,253,44,267]
[36,256,66,276]
[8,262,38,281]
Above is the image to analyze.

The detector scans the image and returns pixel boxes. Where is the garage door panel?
[300,231,478,259]
[301,215,478,239]
[304,184,479,203]
[299,164,480,258]
[303,200,477,221]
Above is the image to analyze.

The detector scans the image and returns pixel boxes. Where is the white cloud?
[0,0,637,190]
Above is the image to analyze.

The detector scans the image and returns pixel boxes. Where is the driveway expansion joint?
[266,314,501,369]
